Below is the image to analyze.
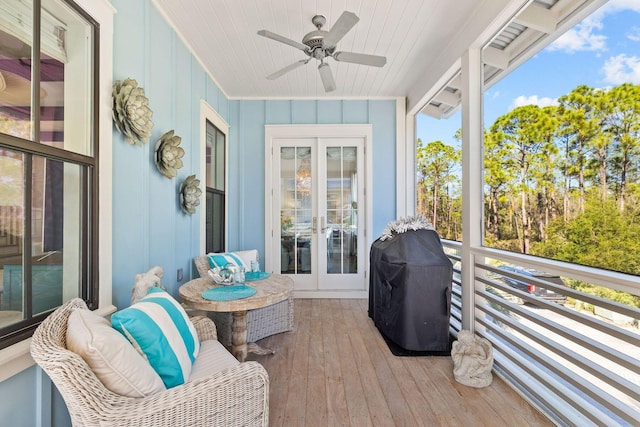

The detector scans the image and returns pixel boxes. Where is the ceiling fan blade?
[333,51,387,67]
[318,62,336,92]
[266,60,308,80]
[322,11,359,48]
[257,30,309,52]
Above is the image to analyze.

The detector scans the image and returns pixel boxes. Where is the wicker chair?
[30,298,269,426]
[194,254,294,346]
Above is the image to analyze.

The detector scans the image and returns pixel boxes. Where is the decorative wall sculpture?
[155,130,185,178]
[112,78,154,145]
[180,175,202,215]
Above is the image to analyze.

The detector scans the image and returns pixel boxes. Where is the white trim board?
[199,100,230,256]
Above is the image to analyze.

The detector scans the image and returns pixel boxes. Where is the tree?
[484,130,514,241]
[532,105,560,240]
[590,89,613,201]
[416,139,461,235]
[602,83,640,211]
[490,105,554,253]
[557,85,601,216]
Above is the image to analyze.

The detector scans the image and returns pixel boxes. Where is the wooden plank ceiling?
[153,0,489,98]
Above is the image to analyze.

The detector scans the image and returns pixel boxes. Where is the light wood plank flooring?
[247,298,553,427]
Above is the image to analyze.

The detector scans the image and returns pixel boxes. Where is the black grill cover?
[368,229,453,352]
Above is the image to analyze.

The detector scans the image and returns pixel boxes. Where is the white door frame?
[264,124,373,298]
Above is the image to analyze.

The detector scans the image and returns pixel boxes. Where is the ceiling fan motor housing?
[302,15,336,60]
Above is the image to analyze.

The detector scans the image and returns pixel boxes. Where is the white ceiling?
[153,0,504,99]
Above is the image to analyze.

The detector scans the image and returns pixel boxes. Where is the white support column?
[461,48,484,332]
[395,97,413,218]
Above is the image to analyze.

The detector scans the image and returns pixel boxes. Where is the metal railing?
[442,240,640,427]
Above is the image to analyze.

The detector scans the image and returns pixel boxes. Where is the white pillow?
[111,287,200,388]
[207,252,247,270]
[206,250,258,270]
[66,308,166,398]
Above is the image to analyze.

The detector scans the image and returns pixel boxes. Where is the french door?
[268,134,367,293]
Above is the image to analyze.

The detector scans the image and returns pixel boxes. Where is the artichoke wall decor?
[112,78,154,146]
[155,130,185,178]
[180,175,202,215]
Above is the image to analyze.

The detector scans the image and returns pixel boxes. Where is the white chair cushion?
[188,340,239,382]
[66,308,166,398]
[111,287,200,388]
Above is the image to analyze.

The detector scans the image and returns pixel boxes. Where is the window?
[0,0,98,349]
[205,120,225,253]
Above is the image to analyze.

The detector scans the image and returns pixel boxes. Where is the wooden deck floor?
[247,298,553,427]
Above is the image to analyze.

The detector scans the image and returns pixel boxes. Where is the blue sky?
[416,0,640,150]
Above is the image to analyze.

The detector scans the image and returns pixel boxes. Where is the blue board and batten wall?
[228,99,397,260]
[109,0,397,312]
[0,0,398,425]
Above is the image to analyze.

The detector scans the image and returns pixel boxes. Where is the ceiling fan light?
[318,62,336,93]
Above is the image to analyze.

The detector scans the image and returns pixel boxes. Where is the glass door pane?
[326,146,358,274]
[280,147,313,275]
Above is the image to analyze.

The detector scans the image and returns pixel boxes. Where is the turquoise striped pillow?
[111,287,200,388]
[208,252,247,269]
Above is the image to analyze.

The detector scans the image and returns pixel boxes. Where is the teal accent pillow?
[111,287,200,388]
[207,252,246,269]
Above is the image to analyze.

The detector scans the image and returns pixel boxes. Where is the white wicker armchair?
[30,298,269,426]
[194,254,294,346]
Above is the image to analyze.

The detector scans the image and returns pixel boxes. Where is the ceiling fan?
[257,11,387,92]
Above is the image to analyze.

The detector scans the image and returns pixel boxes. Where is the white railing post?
[461,48,484,332]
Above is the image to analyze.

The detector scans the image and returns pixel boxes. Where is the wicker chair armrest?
[190,315,217,341]
[194,255,210,277]
[97,362,269,426]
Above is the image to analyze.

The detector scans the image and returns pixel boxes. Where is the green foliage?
[418,82,640,307]
[533,195,640,274]
[416,139,461,239]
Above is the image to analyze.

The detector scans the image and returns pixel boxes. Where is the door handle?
[312,217,317,233]
[321,216,326,233]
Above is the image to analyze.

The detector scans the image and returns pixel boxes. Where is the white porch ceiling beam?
[433,90,460,108]
[448,74,462,91]
[483,46,510,70]
[514,3,558,34]
[421,104,444,119]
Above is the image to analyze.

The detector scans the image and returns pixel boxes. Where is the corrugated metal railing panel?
[441,240,640,427]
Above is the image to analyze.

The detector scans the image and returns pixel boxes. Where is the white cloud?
[602,54,640,84]
[548,15,607,53]
[628,26,640,42]
[511,95,558,109]
[600,0,640,15]
[548,0,640,53]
